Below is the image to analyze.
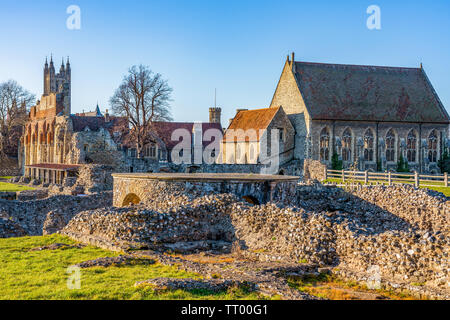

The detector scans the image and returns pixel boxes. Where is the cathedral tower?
[41,55,72,114]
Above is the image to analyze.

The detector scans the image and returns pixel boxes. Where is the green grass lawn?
[0,182,35,192]
[324,178,450,197]
[0,235,265,300]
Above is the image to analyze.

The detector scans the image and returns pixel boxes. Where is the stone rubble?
[60,183,449,298]
[132,251,317,300]
[134,278,254,293]
[30,243,86,251]
[0,217,27,238]
[0,192,112,236]
[75,255,155,268]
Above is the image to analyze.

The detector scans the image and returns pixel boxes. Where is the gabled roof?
[292,61,449,123]
[223,107,281,142]
[151,122,223,150]
[70,115,128,134]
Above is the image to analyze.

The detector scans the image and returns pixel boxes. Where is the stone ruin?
[0,168,448,299]
[58,181,450,299]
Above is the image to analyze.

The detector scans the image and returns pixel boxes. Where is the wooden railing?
[325,169,449,188]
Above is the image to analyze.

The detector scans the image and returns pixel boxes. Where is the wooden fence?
[325,169,449,188]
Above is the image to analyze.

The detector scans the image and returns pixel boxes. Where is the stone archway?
[122,193,141,207]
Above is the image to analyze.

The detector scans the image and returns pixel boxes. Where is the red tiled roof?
[292,61,450,123]
[223,107,280,142]
[151,122,223,150]
[25,163,81,171]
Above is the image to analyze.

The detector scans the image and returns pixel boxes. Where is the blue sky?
[0,0,449,123]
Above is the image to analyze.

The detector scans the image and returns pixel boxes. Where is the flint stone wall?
[0,157,19,176]
[112,173,299,207]
[0,192,112,236]
[62,184,449,296]
[303,159,327,181]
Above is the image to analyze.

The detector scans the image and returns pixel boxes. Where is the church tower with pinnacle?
[43,56,71,115]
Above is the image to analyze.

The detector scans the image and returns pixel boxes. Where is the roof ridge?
[238,107,279,113]
[295,61,420,71]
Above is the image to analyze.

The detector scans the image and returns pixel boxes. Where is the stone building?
[21,58,131,183]
[265,53,450,173]
[20,58,225,181]
[222,107,295,167]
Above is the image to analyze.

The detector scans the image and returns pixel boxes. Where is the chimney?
[209,107,222,124]
[105,109,110,122]
[291,52,296,72]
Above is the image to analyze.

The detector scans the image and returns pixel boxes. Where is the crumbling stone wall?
[61,184,449,295]
[0,157,19,176]
[0,192,112,236]
[303,159,326,181]
[112,174,298,207]
[74,164,115,192]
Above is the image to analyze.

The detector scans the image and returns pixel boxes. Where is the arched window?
[342,129,352,162]
[407,130,417,163]
[428,130,438,163]
[385,129,396,162]
[319,128,330,161]
[364,129,374,162]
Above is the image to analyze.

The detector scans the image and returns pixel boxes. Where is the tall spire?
[60,57,65,73]
[49,54,55,73]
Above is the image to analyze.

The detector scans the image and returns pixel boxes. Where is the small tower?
[66,57,71,82]
[44,57,49,95]
[49,55,56,93]
[209,107,222,124]
[59,58,65,77]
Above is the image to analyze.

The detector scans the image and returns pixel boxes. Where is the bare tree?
[0,80,34,159]
[110,65,172,157]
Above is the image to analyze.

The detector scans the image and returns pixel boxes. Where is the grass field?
[324,178,450,196]
[0,235,266,300]
[0,181,35,192]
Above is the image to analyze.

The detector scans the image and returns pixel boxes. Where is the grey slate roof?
[293,61,450,123]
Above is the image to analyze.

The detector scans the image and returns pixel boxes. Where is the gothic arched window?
[319,128,330,161]
[428,130,438,163]
[385,129,396,162]
[364,129,374,162]
[407,130,417,163]
[342,129,352,162]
